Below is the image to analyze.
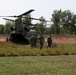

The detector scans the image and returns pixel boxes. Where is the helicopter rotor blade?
[3,18,15,22]
[31,18,51,22]
[18,9,34,17]
[0,9,34,18]
[0,16,15,17]
[23,17,51,22]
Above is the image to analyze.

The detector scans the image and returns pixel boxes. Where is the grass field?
[0,55,76,75]
[0,41,76,56]
[0,35,76,75]
[0,35,76,56]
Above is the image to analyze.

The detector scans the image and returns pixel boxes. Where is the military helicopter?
[0,9,50,44]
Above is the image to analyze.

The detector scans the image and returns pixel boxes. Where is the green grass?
[0,42,76,56]
[0,55,76,75]
[0,41,76,75]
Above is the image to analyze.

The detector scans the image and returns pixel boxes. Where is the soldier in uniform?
[33,35,38,47]
[39,35,44,49]
[47,35,52,48]
[30,35,34,47]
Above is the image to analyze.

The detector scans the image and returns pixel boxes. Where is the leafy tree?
[61,10,73,34]
[34,16,46,34]
[4,21,13,34]
[70,15,76,34]
[61,10,76,34]
[51,9,61,35]
[51,9,76,35]
[22,14,32,27]
[0,25,4,34]
[50,24,56,34]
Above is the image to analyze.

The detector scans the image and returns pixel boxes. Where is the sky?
[0,0,76,24]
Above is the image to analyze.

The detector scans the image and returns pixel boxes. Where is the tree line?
[0,9,76,35]
[51,9,76,35]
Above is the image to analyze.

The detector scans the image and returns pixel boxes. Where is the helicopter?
[0,9,51,44]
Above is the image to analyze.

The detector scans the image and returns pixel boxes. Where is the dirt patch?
[0,34,8,42]
[52,36,76,44]
[45,35,76,44]
[0,35,76,44]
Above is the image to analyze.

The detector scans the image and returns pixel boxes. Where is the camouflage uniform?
[47,36,52,48]
[39,35,44,49]
[30,35,34,47]
[33,35,38,47]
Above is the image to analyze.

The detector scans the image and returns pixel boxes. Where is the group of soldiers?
[30,34,52,49]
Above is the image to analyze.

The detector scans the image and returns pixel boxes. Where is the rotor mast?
[15,9,34,33]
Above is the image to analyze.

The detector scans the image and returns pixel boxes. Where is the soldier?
[30,35,34,47]
[47,35,52,48]
[33,35,38,47]
[39,35,44,49]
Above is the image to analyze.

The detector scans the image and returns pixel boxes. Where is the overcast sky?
[0,0,76,24]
